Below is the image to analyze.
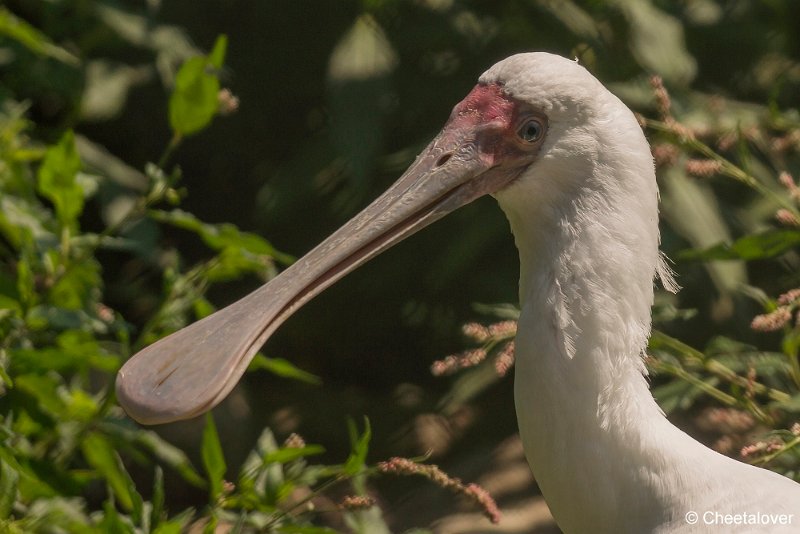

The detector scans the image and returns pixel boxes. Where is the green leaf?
[150,466,165,529]
[262,445,326,465]
[168,35,227,136]
[37,130,83,228]
[704,337,791,377]
[100,496,135,534]
[776,394,800,413]
[248,354,321,385]
[0,459,19,519]
[0,7,80,65]
[238,426,283,502]
[116,428,205,487]
[153,520,188,534]
[0,358,13,389]
[344,417,371,476]
[15,373,65,418]
[613,0,696,84]
[16,252,35,309]
[151,509,194,534]
[471,302,520,320]
[659,167,745,295]
[208,34,227,69]
[11,331,118,375]
[679,230,800,261]
[0,196,56,249]
[150,209,293,264]
[48,258,102,310]
[201,413,226,501]
[81,432,137,511]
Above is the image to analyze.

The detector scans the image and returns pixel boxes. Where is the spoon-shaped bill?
[116,83,532,425]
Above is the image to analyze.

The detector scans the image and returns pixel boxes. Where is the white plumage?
[490,53,800,533]
[116,52,800,533]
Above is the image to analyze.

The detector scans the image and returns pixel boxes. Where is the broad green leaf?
[776,394,800,413]
[203,515,218,534]
[0,7,79,65]
[150,209,292,264]
[533,0,599,39]
[472,302,520,320]
[15,374,65,418]
[153,522,185,534]
[679,230,800,261]
[0,295,22,314]
[208,34,227,69]
[99,423,205,487]
[37,130,83,228]
[205,247,278,283]
[193,297,215,319]
[201,413,226,501]
[20,496,94,529]
[150,467,165,529]
[169,35,227,136]
[65,389,98,422]
[238,426,284,503]
[612,0,696,84]
[0,358,13,389]
[15,254,35,309]
[48,257,102,310]
[660,166,746,296]
[248,354,321,385]
[262,445,326,465]
[0,196,55,249]
[81,432,137,511]
[704,337,791,377]
[0,459,19,518]
[99,497,134,534]
[344,417,371,476]
[24,305,87,331]
[137,431,205,487]
[11,331,118,375]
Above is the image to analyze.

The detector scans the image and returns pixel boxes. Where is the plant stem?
[705,360,792,404]
[645,118,800,220]
[755,436,800,466]
[158,131,183,170]
[647,359,738,407]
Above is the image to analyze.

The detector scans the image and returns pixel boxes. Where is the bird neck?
[503,161,668,438]
[498,139,663,394]
[496,144,700,531]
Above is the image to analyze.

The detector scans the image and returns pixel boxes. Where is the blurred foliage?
[1,0,799,531]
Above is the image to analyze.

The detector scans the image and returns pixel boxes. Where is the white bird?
[117,53,800,533]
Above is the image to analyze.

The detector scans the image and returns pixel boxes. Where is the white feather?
[485,53,800,533]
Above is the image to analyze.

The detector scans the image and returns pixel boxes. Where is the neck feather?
[495,137,689,530]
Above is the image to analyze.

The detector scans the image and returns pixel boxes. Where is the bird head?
[116,52,645,424]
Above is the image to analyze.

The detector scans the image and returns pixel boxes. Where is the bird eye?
[518,119,544,143]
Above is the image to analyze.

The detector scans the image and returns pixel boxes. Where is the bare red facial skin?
[441,83,545,169]
[452,83,517,126]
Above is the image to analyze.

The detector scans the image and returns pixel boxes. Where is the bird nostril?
[435,153,453,167]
